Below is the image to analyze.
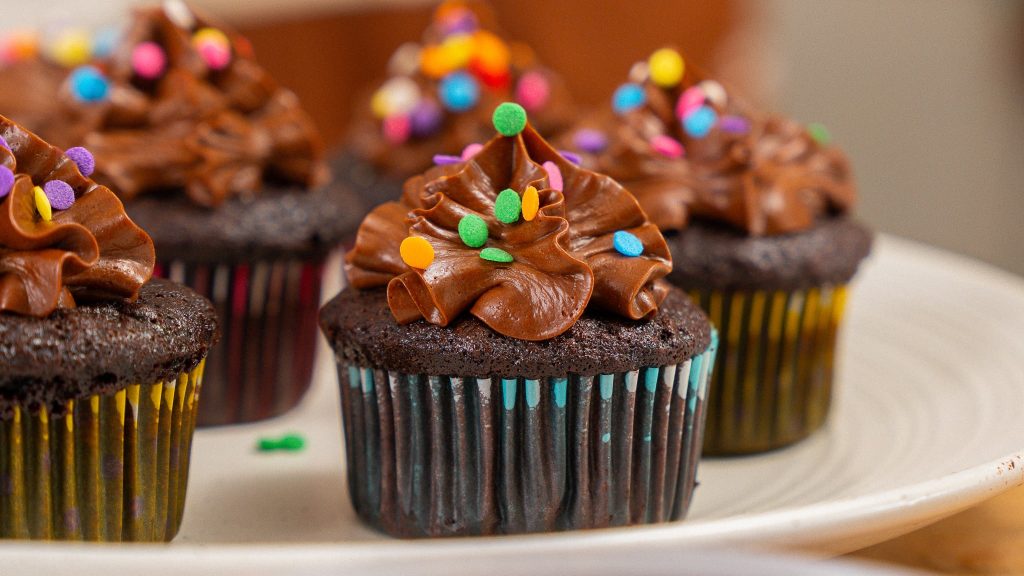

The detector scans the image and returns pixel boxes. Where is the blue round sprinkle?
[613,230,644,258]
[683,105,717,138]
[439,71,480,112]
[69,66,110,103]
[612,83,646,115]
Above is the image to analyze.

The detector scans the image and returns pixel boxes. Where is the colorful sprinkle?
[458,214,488,247]
[65,146,95,176]
[612,83,646,115]
[651,134,684,159]
[719,115,750,134]
[439,33,474,70]
[0,136,8,150]
[163,0,196,29]
[192,28,231,70]
[521,185,539,221]
[461,143,483,160]
[49,29,91,67]
[419,45,450,78]
[628,61,649,83]
[257,433,306,452]
[438,6,478,35]
[410,99,443,137]
[683,105,717,138]
[698,80,727,107]
[573,129,608,153]
[479,247,513,263]
[613,230,644,257]
[0,31,38,64]
[43,180,75,210]
[372,77,421,118]
[808,122,832,145]
[543,161,563,192]
[131,41,167,79]
[69,66,109,103]
[560,150,582,165]
[433,154,462,165]
[515,71,550,112]
[677,86,705,120]
[91,26,121,58]
[387,42,422,76]
[382,115,411,144]
[494,188,521,223]
[469,31,510,75]
[492,102,527,136]
[648,48,685,88]
[439,71,480,112]
[400,236,434,269]
[33,186,52,222]
[0,167,13,199]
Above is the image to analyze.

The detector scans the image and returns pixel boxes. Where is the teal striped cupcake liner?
[337,334,717,537]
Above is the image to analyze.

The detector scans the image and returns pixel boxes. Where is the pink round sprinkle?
[543,161,563,192]
[0,166,13,198]
[65,146,95,176]
[131,41,167,79]
[460,143,483,160]
[651,134,684,159]
[382,115,411,144]
[43,180,75,210]
[196,40,231,70]
[676,86,705,120]
[515,71,551,112]
[433,154,462,166]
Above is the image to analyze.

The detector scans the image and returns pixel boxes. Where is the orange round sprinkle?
[471,31,509,74]
[400,236,435,269]
[521,186,539,221]
[419,45,450,78]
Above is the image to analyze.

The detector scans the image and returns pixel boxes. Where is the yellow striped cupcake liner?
[690,286,848,455]
[0,361,205,541]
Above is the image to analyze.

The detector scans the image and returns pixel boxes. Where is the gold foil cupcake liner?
[0,361,205,541]
[692,286,848,455]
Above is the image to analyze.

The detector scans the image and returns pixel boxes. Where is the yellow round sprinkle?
[370,88,391,119]
[648,48,685,88]
[440,33,474,70]
[521,185,539,221]
[400,236,434,269]
[33,186,52,222]
[192,27,230,49]
[50,30,91,67]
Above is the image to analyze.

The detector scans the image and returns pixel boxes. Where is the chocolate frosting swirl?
[565,54,856,236]
[347,122,671,341]
[0,115,155,317]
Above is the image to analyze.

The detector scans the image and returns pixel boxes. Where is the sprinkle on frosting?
[68,65,109,103]
[33,186,52,221]
[479,246,514,263]
[613,230,644,257]
[458,214,488,247]
[542,161,562,191]
[131,41,167,79]
[492,102,527,136]
[521,185,539,221]
[0,167,13,198]
[494,188,521,223]
[43,180,76,211]
[612,83,646,115]
[399,236,434,269]
[64,147,95,176]
[648,48,684,88]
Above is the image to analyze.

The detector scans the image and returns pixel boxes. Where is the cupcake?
[335,0,575,209]
[320,103,716,537]
[0,4,362,425]
[562,48,872,455]
[0,115,218,541]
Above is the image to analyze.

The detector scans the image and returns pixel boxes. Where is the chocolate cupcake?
[320,103,716,537]
[0,115,218,541]
[562,48,872,455]
[0,4,362,426]
[334,0,575,209]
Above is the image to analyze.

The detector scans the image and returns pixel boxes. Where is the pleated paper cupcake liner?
[0,361,205,541]
[690,285,848,455]
[336,336,717,537]
[156,258,325,426]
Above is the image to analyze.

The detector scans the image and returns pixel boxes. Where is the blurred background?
[4,0,1024,275]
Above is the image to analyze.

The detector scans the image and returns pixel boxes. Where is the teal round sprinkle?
[458,214,488,247]
[492,102,527,136]
[494,188,521,223]
[808,122,832,145]
[480,247,514,263]
[613,230,644,257]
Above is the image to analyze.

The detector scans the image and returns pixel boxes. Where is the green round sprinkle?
[494,188,521,224]
[807,122,832,146]
[492,102,527,136]
[458,214,488,247]
[480,247,514,263]
[257,433,306,452]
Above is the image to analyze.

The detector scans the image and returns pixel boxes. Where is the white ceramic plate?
[3,235,1024,574]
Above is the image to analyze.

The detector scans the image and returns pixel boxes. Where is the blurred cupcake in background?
[562,47,872,455]
[0,114,218,541]
[335,0,576,209]
[0,2,362,426]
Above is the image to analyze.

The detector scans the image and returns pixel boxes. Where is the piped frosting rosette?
[0,115,154,317]
[347,103,671,341]
[566,47,856,236]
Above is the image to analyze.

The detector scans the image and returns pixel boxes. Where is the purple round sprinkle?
[43,180,76,211]
[560,150,582,165]
[0,167,13,199]
[0,136,8,150]
[718,115,750,134]
[573,129,608,153]
[433,154,463,166]
[65,146,95,176]
[410,100,443,137]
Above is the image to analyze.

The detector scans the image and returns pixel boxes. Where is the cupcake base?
[0,362,205,541]
[337,338,716,538]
